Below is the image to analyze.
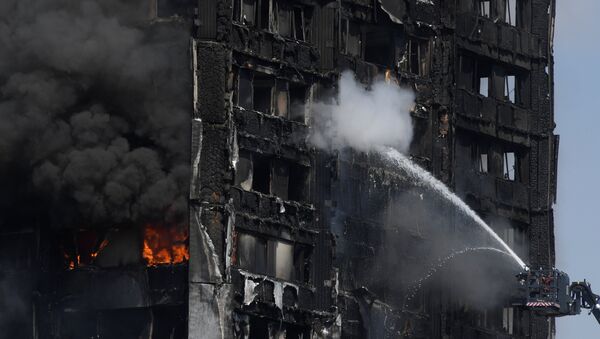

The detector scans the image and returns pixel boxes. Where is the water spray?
[381,147,527,269]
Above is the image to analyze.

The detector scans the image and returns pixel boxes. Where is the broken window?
[364,27,394,67]
[510,69,529,106]
[479,153,489,173]
[232,0,269,28]
[503,307,514,334]
[251,154,271,194]
[277,3,293,37]
[253,73,274,114]
[288,163,309,202]
[235,150,254,190]
[401,38,431,77]
[505,0,516,26]
[237,69,254,110]
[459,54,495,96]
[274,81,307,122]
[479,76,490,97]
[458,57,528,104]
[273,241,293,280]
[516,0,531,30]
[235,151,309,201]
[275,3,305,40]
[293,245,311,283]
[472,144,489,173]
[275,80,289,119]
[341,19,362,57]
[293,7,306,41]
[458,54,475,89]
[241,0,257,26]
[236,232,311,282]
[476,0,491,17]
[289,83,307,123]
[504,74,517,103]
[271,159,290,199]
[475,59,493,97]
[236,70,309,120]
[258,0,271,30]
[237,233,268,274]
[502,151,517,181]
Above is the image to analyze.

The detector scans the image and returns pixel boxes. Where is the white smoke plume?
[311,71,415,152]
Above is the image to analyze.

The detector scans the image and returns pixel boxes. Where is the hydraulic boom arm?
[570,281,600,324]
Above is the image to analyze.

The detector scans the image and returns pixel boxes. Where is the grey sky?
[554,0,599,337]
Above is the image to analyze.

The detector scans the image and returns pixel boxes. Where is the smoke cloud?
[0,0,190,229]
[311,71,415,153]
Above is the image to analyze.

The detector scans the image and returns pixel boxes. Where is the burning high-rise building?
[0,0,557,338]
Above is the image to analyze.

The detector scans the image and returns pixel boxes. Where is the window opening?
[253,74,273,114]
[503,152,516,181]
[478,0,491,17]
[479,76,489,97]
[258,0,271,30]
[289,84,307,123]
[293,8,305,41]
[505,75,516,103]
[238,69,253,110]
[235,151,254,190]
[275,81,289,118]
[503,307,514,334]
[252,155,271,194]
[506,0,516,26]
[341,19,362,57]
[241,0,257,26]
[288,164,308,202]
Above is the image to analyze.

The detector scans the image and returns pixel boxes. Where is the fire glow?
[63,232,110,270]
[63,225,189,269]
[143,224,190,266]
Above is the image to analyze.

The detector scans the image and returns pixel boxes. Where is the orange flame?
[90,238,109,260]
[65,254,80,270]
[142,224,189,266]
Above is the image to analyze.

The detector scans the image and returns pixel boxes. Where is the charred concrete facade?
[0,0,556,338]
[192,0,558,338]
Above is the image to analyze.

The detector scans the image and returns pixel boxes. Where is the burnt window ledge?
[231,22,312,46]
[231,185,315,212]
[233,105,308,127]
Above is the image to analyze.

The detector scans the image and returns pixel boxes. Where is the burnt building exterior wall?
[192,0,557,338]
[0,0,556,338]
[191,0,557,338]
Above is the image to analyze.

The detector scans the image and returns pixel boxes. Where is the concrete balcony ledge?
[456,170,530,213]
[455,89,531,146]
[234,107,311,164]
[231,23,319,71]
[456,13,544,62]
[230,187,317,235]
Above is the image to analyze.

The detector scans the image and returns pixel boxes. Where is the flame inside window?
[143,224,189,266]
[63,230,109,270]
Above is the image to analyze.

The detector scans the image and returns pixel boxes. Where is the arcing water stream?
[403,247,513,308]
[381,147,527,269]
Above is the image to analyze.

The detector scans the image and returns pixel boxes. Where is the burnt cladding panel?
[312,4,336,70]
[311,151,334,310]
[198,0,217,39]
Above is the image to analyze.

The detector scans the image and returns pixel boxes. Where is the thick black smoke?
[0,0,190,229]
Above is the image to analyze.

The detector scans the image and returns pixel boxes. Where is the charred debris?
[0,0,557,338]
